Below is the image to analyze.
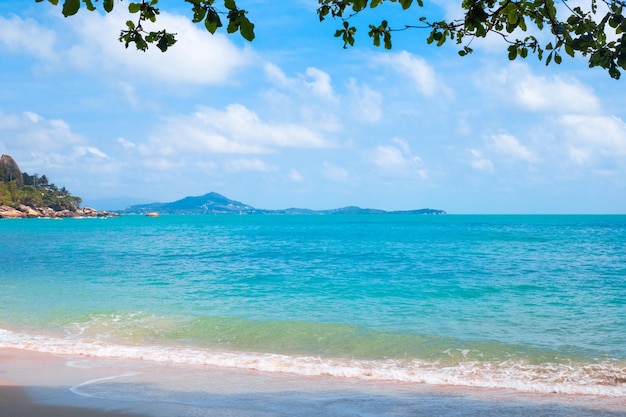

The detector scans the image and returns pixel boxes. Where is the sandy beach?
[1,347,625,417]
[0,383,146,417]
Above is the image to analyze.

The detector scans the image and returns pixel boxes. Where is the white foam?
[70,373,138,398]
[1,328,625,397]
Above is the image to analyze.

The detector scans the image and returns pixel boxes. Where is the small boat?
[145,212,160,217]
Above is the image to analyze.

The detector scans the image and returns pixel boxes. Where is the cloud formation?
[144,104,332,158]
[373,51,439,97]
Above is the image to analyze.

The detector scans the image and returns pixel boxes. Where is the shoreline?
[1,348,625,417]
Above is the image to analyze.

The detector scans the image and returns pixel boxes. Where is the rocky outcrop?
[0,154,23,187]
[0,205,118,219]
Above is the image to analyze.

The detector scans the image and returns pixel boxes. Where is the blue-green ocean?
[1,214,625,397]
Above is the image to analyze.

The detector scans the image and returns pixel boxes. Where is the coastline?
[2,348,625,417]
[0,204,117,218]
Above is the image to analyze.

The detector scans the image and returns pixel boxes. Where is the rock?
[17,204,41,218]
[0,204,118,219]
[0,205,25,218]
[0,154,23,187]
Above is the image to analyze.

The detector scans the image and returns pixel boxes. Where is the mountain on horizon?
[120,192,446,215]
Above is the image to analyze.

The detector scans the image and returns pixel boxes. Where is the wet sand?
[1,348,624,417]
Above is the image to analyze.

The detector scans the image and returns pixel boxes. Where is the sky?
[0,1,624,214]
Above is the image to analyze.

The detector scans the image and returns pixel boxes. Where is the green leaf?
[62,0,80,17]
[352,0,367,11]
[82,0,95,11]
[156,32,177,52]
[384,32,392,49]
[507,8,518,25]
[204,10,222,34]
[192,6,207,23]
[437,31,446,46]
[399,0,414,9]
[372,33,381,47]
[227,20,238,34]
[224,0,236,11]
[508,45,518,60]
[135,35,148,51]
[554,53,562,64]
[129,2,142,13]
[544,0,557,18]
[565,43,575,57]
[239,15,255,41]
[103,0,114,13]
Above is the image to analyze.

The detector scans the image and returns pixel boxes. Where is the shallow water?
[1,214,625,399]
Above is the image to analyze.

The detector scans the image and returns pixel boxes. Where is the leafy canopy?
[36,0,255,52]
[36,0,626,79]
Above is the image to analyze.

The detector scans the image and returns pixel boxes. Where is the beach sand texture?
[1,348,625,417]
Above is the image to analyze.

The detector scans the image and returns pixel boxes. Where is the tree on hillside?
[34,0,626,79]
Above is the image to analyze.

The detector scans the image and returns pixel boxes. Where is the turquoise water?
[1,214,625,395]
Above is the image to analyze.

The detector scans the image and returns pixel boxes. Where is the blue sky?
[0,1,624,213]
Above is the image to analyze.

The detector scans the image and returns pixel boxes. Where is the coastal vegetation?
[0,173,82,211]
[0,154,114,218]
[0,155,81,210]
[35,0,626,79]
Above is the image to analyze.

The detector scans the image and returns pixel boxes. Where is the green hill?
[0,154,82,210]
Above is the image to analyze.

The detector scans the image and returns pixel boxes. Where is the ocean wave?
[1,328,624,397]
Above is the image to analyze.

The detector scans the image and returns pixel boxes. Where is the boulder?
[0,154,23,187]
[0,205,25,218]
[17,204,42,218]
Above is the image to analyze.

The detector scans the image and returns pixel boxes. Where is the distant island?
[0,154,116,218]
[121,192,446,215]
[0,154,444,218]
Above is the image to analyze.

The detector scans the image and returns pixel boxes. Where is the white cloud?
[373,51,439,97]
[75,146,107,158]
[347,79,383,123]
[64,8,254,84]
[117,137,136,150]
[224,158,276,172]
[467,148,494,173]
[287,169,304,183]
[515,74,600,113]
[0,15,58,61]
[370,138,427,179]
[146,104,332,157]
[304,67,336,101]
[490,133,535,162]
[0,111,83,152]
[558,115,626,166]
[373,145,407,169]
[0,111,113,186]
[322,162,349,182]
[487,64,601,114]
[265,63,337,102]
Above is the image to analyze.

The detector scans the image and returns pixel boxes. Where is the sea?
[1,214,625,415]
